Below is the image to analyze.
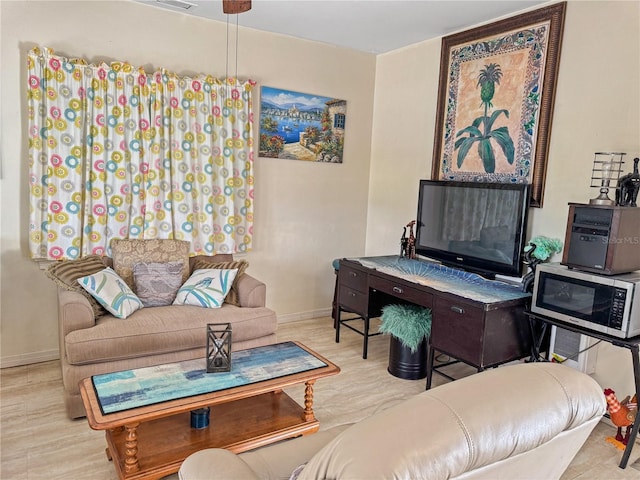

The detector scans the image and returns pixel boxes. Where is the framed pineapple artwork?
[431,2,566,207]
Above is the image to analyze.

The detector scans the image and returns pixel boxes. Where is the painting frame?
[259,86,347,163]
[430,2,566,207]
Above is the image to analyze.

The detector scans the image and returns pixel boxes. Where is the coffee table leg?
[105,426,123,461]
[124,423,140,474]
[303,380,316,422]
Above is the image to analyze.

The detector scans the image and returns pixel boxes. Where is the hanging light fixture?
[223,0,252,80]
[223,0,251,14]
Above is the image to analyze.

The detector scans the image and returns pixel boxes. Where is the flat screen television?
[415,180,530,278]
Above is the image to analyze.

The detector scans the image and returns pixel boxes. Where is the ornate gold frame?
[431,2,566,207]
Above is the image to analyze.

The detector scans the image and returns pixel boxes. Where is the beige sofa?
[179,362,605,480]
[53,245,278,419]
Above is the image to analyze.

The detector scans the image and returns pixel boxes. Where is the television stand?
[335,255,532,387]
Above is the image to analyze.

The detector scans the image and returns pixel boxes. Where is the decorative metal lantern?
[206,323,232,373]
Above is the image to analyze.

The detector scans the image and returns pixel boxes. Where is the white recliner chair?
[179,362,606,480]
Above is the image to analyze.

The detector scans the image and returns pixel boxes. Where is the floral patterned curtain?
[27,47,255,260]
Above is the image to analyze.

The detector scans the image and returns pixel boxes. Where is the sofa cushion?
[64,305,278,365]
[174,269,238,308]
[191,259,249,306]
[189,254,234,271]
[45,255,108,318]
[134,262,184,307]
[77,267,144,319]
[111,239,190,289]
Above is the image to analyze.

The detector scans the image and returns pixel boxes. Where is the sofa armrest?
[58,289,97,340]
[236,274,266,308]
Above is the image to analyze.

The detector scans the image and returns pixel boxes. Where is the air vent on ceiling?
[155,0,197,10]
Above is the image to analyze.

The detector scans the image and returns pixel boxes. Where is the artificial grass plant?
[379,304,432,353]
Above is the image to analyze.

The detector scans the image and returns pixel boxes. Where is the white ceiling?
[135,0,548,54]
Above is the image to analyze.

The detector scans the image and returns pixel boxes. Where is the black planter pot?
[388,334,428,380]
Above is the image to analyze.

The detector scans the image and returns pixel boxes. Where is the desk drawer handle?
[348,292,357,297]
[450,306,465,314]
[392,286,404,294]
[349,272,358,277]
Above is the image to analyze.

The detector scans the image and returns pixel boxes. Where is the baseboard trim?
[1,349,59,369]
[277,308,332,324]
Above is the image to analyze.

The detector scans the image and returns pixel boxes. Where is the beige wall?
[367,0,640,394]
[2,0,639,398]
[0,0,375,366]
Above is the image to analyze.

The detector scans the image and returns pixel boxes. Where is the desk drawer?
[431,297,484,366]
[339,263,368,291]
[339,285,368,315]
[369,276,432,308]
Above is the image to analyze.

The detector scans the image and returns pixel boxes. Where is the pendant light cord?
[225,14,240,81]
[235,14,239,79]
[225,15,230,80]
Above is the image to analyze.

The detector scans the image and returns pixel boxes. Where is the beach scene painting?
[259,86,346,163]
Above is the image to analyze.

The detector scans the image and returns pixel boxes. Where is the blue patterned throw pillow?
[77,267,144,319]
[173,269,238,308]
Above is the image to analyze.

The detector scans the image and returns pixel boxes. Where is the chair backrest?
[299,362,605,480]
[110,239,191,288]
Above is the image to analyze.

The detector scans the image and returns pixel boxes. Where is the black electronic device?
[415,180,530,278]
[562,203,640,275]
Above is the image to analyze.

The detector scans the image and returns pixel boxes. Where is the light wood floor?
[1,316,639,479]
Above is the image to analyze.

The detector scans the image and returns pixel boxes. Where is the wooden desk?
[335,256,532,388]
[526,311,640,469]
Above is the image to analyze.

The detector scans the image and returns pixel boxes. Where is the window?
[27,47,255,259]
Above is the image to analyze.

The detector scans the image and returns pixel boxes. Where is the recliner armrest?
[178,449,259,480]
[236,274,266,308]
[179,425,351,480]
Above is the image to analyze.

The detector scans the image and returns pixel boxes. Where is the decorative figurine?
[604,388,635,445]
[400,226,408,257]
[405,220,416,259]
[616,157,640,207]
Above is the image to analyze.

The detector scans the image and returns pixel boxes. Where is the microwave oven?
[531,263,640,338]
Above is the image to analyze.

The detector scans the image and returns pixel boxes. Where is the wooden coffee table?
[79,341,340,480]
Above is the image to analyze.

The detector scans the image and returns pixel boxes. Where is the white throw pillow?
[77,267,144,319]
[173,269,238,308]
